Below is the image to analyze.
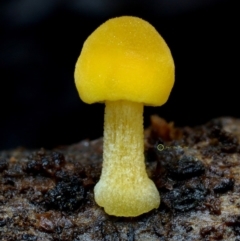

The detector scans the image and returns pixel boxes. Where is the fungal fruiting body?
[74,16,175,216]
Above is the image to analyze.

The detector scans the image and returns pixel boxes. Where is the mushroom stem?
[94,100,160,217]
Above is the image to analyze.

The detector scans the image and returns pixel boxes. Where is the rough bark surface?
[1,117,240,241]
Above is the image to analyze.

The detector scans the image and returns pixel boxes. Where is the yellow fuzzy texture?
[94,100,160,216]
[74,16,174,106]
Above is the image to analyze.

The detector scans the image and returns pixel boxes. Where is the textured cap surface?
[74,16,174,106]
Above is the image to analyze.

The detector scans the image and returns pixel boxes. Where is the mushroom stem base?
[94,100,160,217]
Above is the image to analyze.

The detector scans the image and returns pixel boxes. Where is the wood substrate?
[1,116,240,241]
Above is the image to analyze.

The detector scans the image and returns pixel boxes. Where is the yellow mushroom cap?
[74,16,174,106]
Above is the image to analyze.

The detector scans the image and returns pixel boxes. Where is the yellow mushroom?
[74,16,175,217]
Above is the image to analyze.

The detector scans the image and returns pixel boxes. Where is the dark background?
[0,0,238,150]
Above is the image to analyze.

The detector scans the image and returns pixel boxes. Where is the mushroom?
[74,16,174,217]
